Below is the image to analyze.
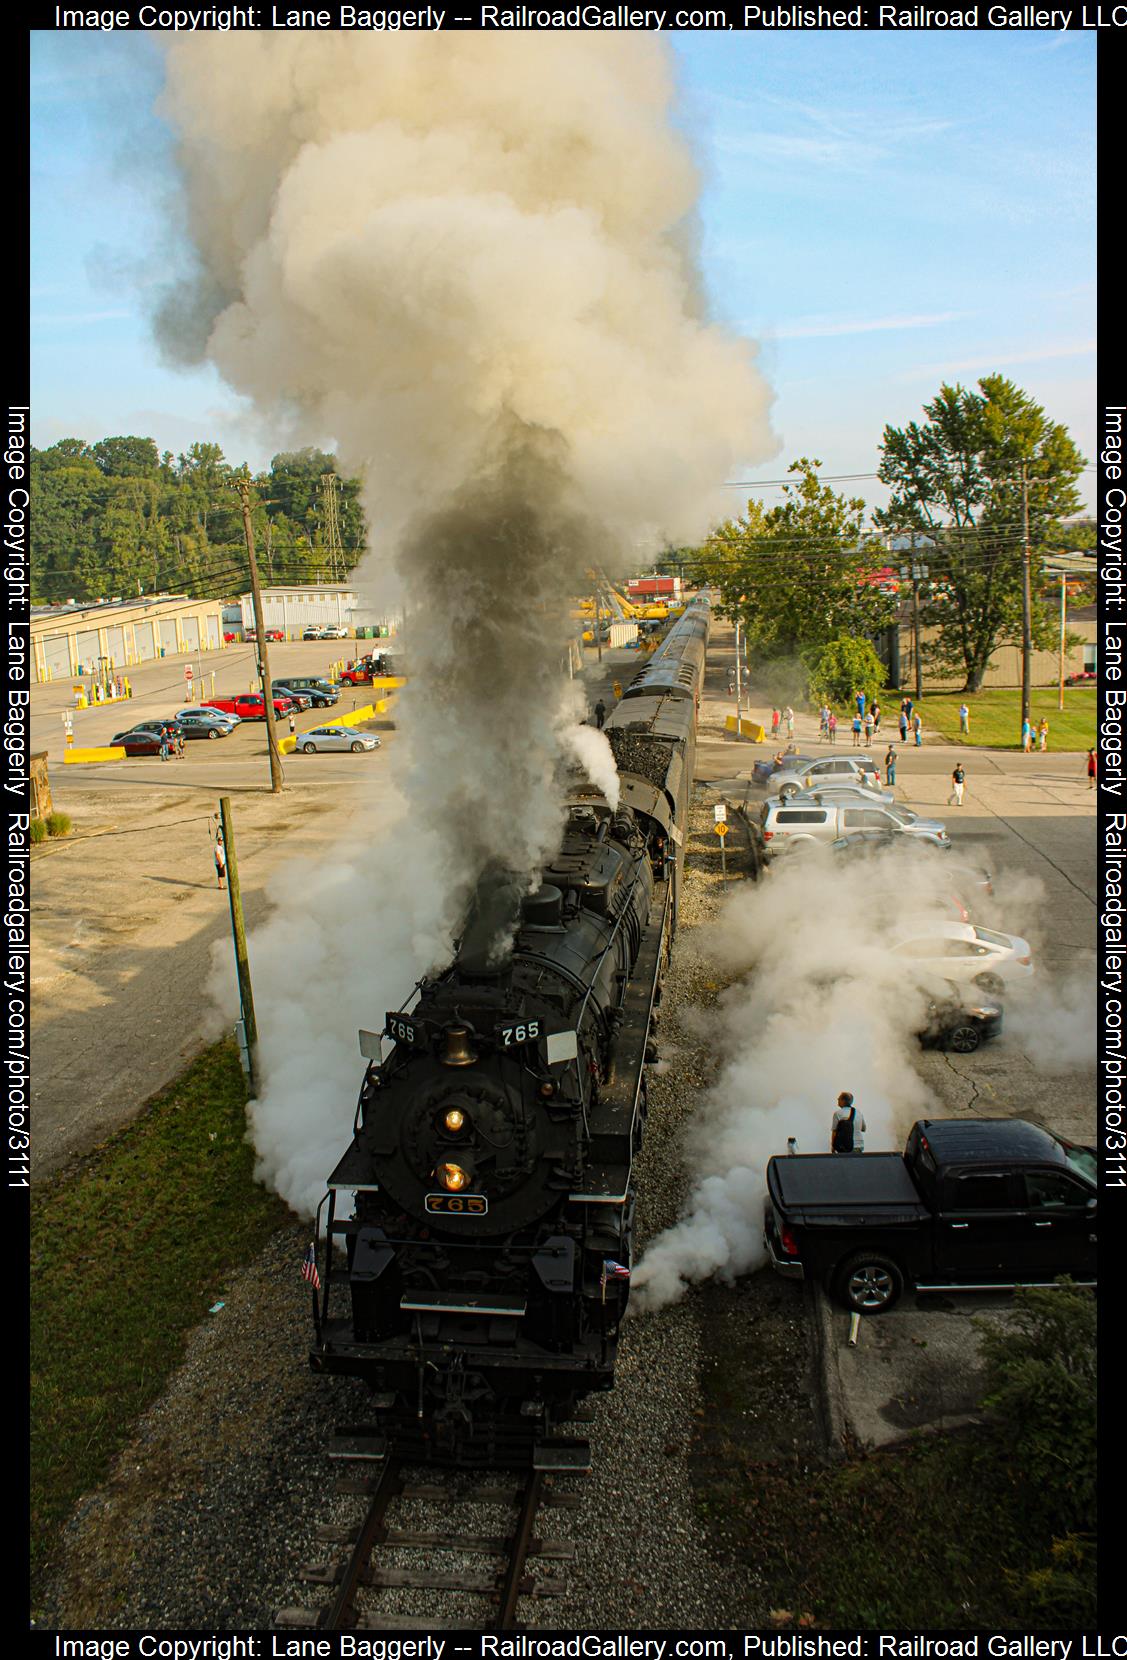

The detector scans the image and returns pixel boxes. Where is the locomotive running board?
[569,882,670,1203]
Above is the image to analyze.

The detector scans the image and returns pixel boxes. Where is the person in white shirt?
[831,1091,866,1154]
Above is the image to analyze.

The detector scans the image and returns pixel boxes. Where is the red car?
[203,692,294,721]
[339,661,375,685]
[111,726,167,756]
[265,628,285,642]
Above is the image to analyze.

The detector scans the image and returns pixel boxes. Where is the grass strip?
[915,686,1095,751]
[31,1040,292,1591]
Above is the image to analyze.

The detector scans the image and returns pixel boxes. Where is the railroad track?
[276,1432,585,1631]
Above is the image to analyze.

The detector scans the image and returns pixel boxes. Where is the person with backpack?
[831,1091,865,1154]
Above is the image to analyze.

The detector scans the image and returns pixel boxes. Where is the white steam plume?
[632,844,982,1314]
[162,36,776,1212]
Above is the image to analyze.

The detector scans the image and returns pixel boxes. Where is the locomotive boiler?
[307,599,708,1466]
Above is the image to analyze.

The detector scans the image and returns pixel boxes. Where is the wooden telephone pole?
[219,795,257,1093]
[236,476,284,794]
[1020,462,1033,732]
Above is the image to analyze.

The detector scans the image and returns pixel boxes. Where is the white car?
[889,922,1033,994]
[785,781,896,808]
[321,625,349,639]
[297,726,381,754]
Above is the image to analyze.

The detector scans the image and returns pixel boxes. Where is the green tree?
[804,635,887,711]
[698,460,895,662]
[877,377,1086,692]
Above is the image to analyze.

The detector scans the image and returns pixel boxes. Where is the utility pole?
[1020,461,1033,732]
[734,618,743,735]
[219,795,258,1093]
[236,475,284,794]
[1058,571,1067,712]
[594,591,603,663]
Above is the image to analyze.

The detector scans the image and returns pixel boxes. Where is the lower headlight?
[436,1161,470,1192]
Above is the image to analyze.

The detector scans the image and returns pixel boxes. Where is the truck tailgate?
[767,1153,929,1224]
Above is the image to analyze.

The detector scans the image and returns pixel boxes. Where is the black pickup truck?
[764,1118,1096,1314]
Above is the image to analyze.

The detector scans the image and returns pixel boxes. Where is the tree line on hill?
[30,437,366,607]
[670,374,1093,695]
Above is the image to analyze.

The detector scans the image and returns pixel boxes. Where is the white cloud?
[901,339,1097,381]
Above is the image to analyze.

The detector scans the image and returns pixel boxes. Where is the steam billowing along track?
[307,600,709,1469]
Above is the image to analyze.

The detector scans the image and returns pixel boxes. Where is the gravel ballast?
[39,795,784,1632]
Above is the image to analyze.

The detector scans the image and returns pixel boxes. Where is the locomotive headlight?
[443,1108,467,1134]
[437,1161,470,1192]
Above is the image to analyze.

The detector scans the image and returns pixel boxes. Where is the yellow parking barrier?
[725,716,765,742]
[64,747,127,764]
[279,735,297,755]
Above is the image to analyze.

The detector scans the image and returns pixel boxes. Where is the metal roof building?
[31,593,226,684]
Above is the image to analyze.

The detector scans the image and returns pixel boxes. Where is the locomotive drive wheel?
[836,1251,905,1315]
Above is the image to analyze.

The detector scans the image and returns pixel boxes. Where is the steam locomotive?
[307,599,708,1466]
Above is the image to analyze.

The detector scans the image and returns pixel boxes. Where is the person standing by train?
[594,698,607,729]
[831,1091,865,1154]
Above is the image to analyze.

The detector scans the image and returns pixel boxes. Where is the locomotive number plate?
[496,1019,541,1048]
[425,1193,489,1215]
[385,1012,427,1048]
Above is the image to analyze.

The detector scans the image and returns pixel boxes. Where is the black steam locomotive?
[307,599,708,1466]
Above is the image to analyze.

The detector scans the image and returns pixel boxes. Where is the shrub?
[45,811,72,838]
[803,635,888,711]
[975,1280,1095,1533]
[29,818,47,844]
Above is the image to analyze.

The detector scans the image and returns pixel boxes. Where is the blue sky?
[30,29,1096,515]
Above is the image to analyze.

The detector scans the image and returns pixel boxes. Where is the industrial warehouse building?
[237,584,396,635]
[31,594,226,684]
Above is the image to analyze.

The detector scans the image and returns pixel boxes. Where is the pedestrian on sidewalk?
[898,709,909,743]
[159,733,170,762]
[851,714,862,747]
[594,698,606,729]
[855,689,866,719]
[1088,748,1097,789]
[214,837,227,889]
[827,712,837,744]
[913,712,923,747]
[1038,718,1049,752]
[863,710,874,744]
[771,707,781,738]
[949,763,965,807]
[784,705,794,738]
[885,744,897,786]
[1022,718,1033,753]
[819,705,830,739]
[872,701,881,733]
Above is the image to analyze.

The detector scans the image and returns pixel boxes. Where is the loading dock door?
[181,617,200,653]
[75,629,100,671]
[206,616,220,648]
[159,619,179,656]
[42,635,71,680]
[134,621,156,661]
[104,624,126,667]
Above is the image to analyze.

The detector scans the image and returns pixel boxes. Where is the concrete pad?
[815,1285,1017,1451]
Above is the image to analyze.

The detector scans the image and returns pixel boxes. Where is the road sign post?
[714,803,729,881]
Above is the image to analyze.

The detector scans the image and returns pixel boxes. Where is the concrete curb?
[809,1282,853,1456]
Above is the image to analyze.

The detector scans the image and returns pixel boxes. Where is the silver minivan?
[760,797,950,855]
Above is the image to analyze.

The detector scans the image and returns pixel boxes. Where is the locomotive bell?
[441,1025,477,1067]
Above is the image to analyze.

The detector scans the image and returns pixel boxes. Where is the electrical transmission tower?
[320,472,345,583]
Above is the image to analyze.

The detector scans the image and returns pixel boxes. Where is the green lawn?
[915,686,1096,750]
[31,1041,292,1595]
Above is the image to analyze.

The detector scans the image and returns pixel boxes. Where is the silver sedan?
[297,725,381,754]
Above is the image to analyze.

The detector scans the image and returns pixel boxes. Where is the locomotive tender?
[308,599,708,1465]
